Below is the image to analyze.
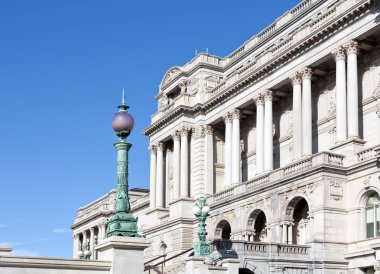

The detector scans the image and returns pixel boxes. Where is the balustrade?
[210,152,346,204]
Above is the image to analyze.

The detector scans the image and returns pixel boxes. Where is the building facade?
[72,0,380,273]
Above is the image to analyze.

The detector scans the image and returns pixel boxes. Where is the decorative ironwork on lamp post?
[106,90,140,237]
[193,196,211,257]
[78,239,91,259]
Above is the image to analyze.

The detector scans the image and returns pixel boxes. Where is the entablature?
[143,0,374,137]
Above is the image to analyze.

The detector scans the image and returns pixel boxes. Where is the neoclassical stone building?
[72,0,380,273]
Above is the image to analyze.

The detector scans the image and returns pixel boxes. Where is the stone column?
[149,145,157,209]
[82,231,88,252]
[346,40,360,138]
[290,73,303,159]
[90,227,95,258]
[287,224,293,244]
[232,109,241,184]
[205,125,214,195]
[156,142,165,208]
[264,90,274,171]
[172,130,181,200]
[256,95,264,174]
[73,234,78,258]
[282,224,287,244]
[302,67,313,156]
[180,126,189,197]
[224,113,233,187]
[332,46,347,143]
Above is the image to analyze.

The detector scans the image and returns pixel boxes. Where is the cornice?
[143,0,372,137]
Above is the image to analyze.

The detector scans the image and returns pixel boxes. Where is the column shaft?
[291,73,302,159]
[149,145,157,209]
[256,96,264,174]
[346,40,359,138]
[232,109,241,184]
[156,143,164,208]
[172,131,181,199]
[205,125,214,195]
[264,91,274,171]
[224,113,233,187]
[180,127,189,197]
[333,46,347,142]
[302,68,313,156]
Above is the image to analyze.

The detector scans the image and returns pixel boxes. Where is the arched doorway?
[215,220,231,240]
[291,197,309,245]
[246,209,267,242]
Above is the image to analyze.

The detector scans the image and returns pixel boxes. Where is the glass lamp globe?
[84,250,92,256]
[77,250,83,257]
[201,205,210,214]
[193,205,201,215]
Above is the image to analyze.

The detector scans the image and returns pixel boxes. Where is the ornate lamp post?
[106,91,140,237]
[78,239,91,259]
[193,196,211,257]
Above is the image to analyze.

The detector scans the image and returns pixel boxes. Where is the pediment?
[161,67,182,88]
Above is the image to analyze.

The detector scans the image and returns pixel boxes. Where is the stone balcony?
[209,151,345,205]
[209,146,380,205]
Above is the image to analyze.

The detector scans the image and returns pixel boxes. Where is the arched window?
[366,192,380,238]
[246,209,267,242]
[215,220,231,240]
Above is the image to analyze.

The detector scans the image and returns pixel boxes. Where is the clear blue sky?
[0,0,301,258]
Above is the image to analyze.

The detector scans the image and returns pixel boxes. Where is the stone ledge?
[96,236,150,251]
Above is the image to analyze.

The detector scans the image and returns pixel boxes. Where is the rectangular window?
[367,207,374,238]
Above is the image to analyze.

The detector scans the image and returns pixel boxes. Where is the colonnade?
[149,127,190,209]
[332,40,360,142]
[148,40,361,202]
[73,222,107,259]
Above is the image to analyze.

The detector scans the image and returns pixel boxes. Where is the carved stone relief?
[162,67,182,86]
[329,180,343,201]
[187,77,199,95]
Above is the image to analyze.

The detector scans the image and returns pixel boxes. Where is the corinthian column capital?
[149,145,157,154]
[332,46,346,61]
[205,125,214,135]
[223,112,233,124]
[301,67,313,80]
[255,95,264,106]
[289,73,302,85]
[157,142,165,151]
[263,90,273,102]
[344,39,359,55]
[172,130,181,141]
[180,126,189,137]
[231,109,240,119]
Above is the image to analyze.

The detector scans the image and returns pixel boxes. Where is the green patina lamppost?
[106,90,140,238]
[193,196,211,257]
